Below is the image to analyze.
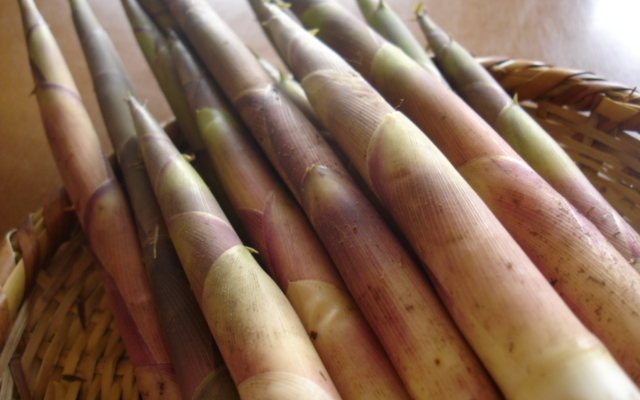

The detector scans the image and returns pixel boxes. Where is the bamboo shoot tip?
[125,94,146,111]
[245,246,259,254]
[124,94,135,107]
[278,69,288,83]
[246,44,259,57]
[181,153,196,163]
[304,164,320,175]
[123,92,135,104]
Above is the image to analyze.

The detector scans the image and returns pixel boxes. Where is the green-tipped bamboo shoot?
[137,0,180,34]
[263,3,640,398]
[169,32,411,400]
[122,0,246,243]
[18,0,179,398]
[356,0,444,82]
[287,0,640,385]
[129,96,342,400]
[69,1,238,398]
[249,44,380,212]
[163,0,502,398]
[415,9,640,267]
[253,50,324,129]
[121,0,202,152]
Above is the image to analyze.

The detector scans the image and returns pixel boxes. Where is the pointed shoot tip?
[304,164,320,176]
[124,93,136,107]
[413,3,425,16]
[181,153,196,163]
[276,1,292,10]
[245,246,259,254]
[278,69,288,83]
[246,44,259,57]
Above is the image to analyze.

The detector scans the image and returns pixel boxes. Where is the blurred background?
[1,0,639,235]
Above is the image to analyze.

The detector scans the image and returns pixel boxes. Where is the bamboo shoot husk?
[253,51,324,129]
[162,0,502,398]
[286,0,640,385]
[415,9,640,268]
[69,0,237,397]
[356,0,444,82]
[18,0,179,397]
[129,96,342,400]
[169,32,410,399]
[121,0,202,152]
[263,3,640,398]
[122,0,247,243]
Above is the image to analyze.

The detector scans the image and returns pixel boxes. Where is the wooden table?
[1,0,639,235]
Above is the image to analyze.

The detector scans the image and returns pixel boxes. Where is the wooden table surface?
[1,0,639,235]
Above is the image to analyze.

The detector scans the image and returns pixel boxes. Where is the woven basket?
[481,58,640,231]
[0,190,138,400]
[1,60,639,399]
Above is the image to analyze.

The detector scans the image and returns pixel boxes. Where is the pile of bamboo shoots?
[13,0,640,399]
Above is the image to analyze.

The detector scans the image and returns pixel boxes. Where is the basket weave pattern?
[0,192,137,399]
[481,58,640,231]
